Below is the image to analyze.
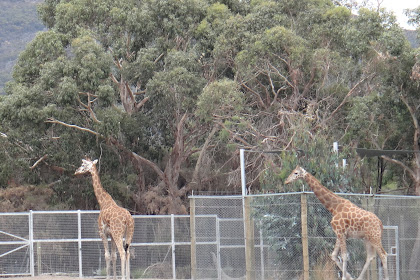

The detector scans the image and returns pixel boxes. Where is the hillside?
[405,29,419,48]
[0,0,44,94]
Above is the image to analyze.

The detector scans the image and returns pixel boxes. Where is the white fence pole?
[171,214,176,279]
[240,149,247,196]
[29,210,34,277]
[216,217,221,280]
[78,210,83,278]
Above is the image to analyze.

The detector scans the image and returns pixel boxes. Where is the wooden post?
[301,193,310,280]
[190,197,197,280]
[244,196,255,280]
[367,195,377,280]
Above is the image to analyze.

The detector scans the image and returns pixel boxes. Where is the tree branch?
[316,74,373,129]
[46,118,166,180]
[381,155,416,181]
[46,118,101,136]
[30,154,48,170]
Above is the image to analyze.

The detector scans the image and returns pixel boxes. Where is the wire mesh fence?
[1,193,420,279]
[0,211,192,279]
[190,193,420,280]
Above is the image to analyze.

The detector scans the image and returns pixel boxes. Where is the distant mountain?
[404,29,419,49]
[0,0,45,94]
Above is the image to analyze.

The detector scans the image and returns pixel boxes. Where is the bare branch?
[154,53,165,64]
[240,83,266,109]
[400,94,419,152]
[381,155,416,180]
[110,73,119,85]
[77,92,101,123]
[30,154,48,170]
[46,118,101,136]
[135,96,150,110]
[316,74,372,129]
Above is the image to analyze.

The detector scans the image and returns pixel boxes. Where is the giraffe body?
[285,165,388,280]
[75,159,134,280]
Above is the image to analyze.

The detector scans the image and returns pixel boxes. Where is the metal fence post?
[366,195,377,280]
[190,197,196,280]
[301,193,309,280]
[216,217,221,279]
[78,210,83,278]
[29,210,34,277]
[171,214,176,279]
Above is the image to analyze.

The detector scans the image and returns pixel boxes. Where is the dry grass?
[312,253,337,280]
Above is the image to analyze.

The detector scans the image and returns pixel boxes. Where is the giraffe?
[75,158,134,280]
[285,165,389,280]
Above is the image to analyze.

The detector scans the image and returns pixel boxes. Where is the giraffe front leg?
[331,238,353,280]
[111,239,117,280]
[99,232,111,280]
[339,239,354,280]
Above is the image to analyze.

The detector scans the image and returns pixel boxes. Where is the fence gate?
[0,212,32,277]
[383,226,399,280]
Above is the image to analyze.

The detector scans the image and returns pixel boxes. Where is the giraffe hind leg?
[117,242,127,280]
[376,244,389,280]
[99,231,111,280]
[126,246,131,280]
[357,241,376,280]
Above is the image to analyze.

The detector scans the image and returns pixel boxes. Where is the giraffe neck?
[303,173,346,214]
[90,166,116,209]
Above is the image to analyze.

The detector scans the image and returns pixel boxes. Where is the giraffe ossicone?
[285,165,389,280]
[75,158,134,280]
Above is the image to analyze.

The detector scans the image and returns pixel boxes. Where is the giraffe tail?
[124,215,135,253]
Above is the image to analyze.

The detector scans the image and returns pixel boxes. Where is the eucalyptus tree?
[2,0,211,213]
[1,0,416,214]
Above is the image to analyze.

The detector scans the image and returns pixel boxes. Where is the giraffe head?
[285,165,307,184]
[75,158,98,175]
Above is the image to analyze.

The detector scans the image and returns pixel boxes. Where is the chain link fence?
[190,193,420,280]
[0,211,192,279]
[1,193,419,279]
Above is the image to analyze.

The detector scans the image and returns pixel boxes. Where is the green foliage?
[12,31,66,84]
[197,79,244,122]
[0,0,419,212]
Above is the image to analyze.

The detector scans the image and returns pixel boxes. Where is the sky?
[379,0,419,30]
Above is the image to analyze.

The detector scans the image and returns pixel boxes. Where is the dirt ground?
[5,277,85,280]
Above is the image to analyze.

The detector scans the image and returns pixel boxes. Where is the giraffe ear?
[92,159,98,165]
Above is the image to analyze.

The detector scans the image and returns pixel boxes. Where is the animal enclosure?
[1,193,420,279]
[190,193,419,280]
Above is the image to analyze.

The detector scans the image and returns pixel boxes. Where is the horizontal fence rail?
[0,211,194,279]
[1,193,420,279]
[190,193,420,280]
